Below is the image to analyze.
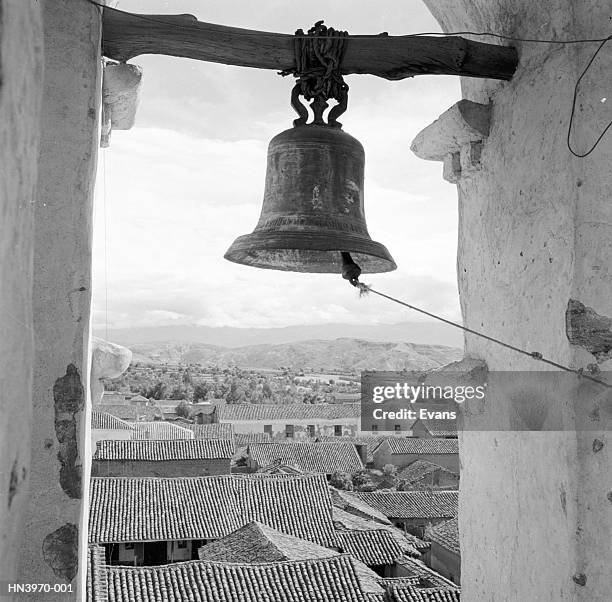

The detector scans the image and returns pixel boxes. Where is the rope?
[345,277,611,390]
[281,21,349,103]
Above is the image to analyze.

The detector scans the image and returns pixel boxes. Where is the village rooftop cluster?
[88,367,463,601]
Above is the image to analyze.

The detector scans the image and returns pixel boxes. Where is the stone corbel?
[101,62,143,147]
[410,100,491,183]
[90,337,132,404]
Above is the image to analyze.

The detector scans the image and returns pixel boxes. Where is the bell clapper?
[341,252,362,286]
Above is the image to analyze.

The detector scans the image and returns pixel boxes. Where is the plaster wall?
[227,418,359,439]
[422,1,612,599]
[17,0,102,597]
[0,0,43,583]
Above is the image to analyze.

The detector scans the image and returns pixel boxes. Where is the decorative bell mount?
[224,21,397,277]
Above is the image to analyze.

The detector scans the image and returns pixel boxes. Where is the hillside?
[94,321,464,349]
[129,338,463,372]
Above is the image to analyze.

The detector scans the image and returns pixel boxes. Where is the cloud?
[95,1,461,330]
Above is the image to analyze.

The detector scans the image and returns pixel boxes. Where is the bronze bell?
[224,124,397,274]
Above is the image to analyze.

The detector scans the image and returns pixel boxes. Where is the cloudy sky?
[93,0,461,332]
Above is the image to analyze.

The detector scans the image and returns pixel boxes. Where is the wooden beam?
[102,8,518,81]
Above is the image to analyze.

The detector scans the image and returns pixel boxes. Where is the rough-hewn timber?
[102,9,518,81]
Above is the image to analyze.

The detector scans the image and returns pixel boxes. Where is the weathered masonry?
[1,1,611,600]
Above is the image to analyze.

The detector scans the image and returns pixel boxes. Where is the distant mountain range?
[94,321,464,349]
[126,338,463,372]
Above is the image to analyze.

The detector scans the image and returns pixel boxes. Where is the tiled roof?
[131,421,194,440]
[389,585,461,602]
[235,432,272,445]
[93,404,162,422]
[93,439,234,461]
[331,488,392,524]
[250,442,363,474]
[217,403,361,421]
[394,558,458,589]
[336,529,405,566]
[89,475,336,546]
[198,521,335,563]
[101,555,369,602]
[332,508,422,556]
[414,419,458,438]
[397,461,459,486]
[258,463,304,475]
[381,438,459,455]
[128,394,149,402]
[317,436,386,462]
[352,492,458,520]
[87,545,108,602]
[197,522,383,596]
[186,423,235,440]
[91,411,134,431]
[429,517,460,556]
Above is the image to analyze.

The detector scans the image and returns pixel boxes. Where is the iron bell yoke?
[224,21,396,275]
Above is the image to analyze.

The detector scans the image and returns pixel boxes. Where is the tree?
[192,383,209,403]
[330,471,353,491]
[175,400,193,419]
[262,382,273,399]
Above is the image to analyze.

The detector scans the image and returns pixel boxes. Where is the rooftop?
[394,557,458,589]
[413,419,458,438]
[429,517,460,556]
[92,404,162,422]
[331,488,392,525]
[91,411,134,431]
[89,474,336,546]
[389,584,461,602]
[380,438,459,455]
[197,521,382,595]
[217,403,361,421]
[131,421,194,440]
[96,555,371,602]
[397,460,459,486]
[235,432,272,446]
[317,436,387,462]
[331,507,422,556]
[93,439,234,461]
[352,491,458,520]
[250,442,364,474]
[336,529,406,566]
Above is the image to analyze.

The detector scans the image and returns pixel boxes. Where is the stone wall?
[0,0,44,584]
[420,1,612,600]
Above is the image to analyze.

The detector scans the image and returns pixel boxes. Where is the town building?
[373,438,460,472]
[91,439,234,477]
[396,460,460,490]
[88,474,337,564]
[352,491,459,538]
[215,403,361,439]
[247,441,364,476]
[429,517,461,585]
